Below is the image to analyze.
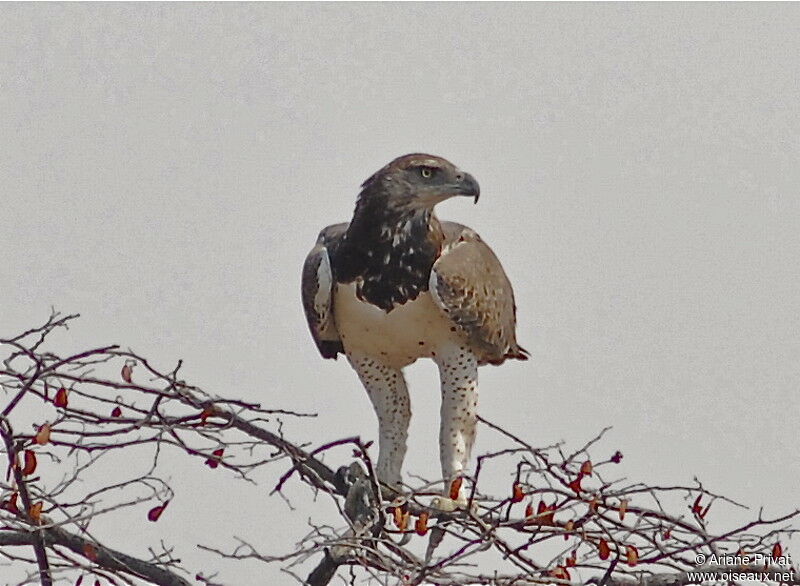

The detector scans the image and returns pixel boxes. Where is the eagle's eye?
[420,167,434,179]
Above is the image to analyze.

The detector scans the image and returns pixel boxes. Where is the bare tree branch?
[1,311,797,585]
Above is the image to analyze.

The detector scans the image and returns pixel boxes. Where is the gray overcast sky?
[1,3,798,584]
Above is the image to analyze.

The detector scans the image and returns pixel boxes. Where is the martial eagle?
[302,153,527,503]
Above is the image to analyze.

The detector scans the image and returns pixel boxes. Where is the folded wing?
[429,222,529,365]
[301,223,347,359]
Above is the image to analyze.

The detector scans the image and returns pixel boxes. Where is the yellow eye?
[421,167,432,178]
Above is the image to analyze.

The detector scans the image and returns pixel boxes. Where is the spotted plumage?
[302,153,527,502]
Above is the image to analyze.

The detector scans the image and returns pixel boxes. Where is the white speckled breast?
[334,281,465,368]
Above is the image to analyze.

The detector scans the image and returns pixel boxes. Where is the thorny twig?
[1,312,797,585]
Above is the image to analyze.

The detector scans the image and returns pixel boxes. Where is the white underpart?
[335,281,479,498]
[335,281,460,369]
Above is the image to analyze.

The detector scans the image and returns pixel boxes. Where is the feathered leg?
[434,344,479,503]
[347,351,411,490]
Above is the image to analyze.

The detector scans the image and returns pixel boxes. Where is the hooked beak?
[453,171,480,204]
[407,170,482,210]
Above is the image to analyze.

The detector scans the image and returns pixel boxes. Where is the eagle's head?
[359,153,480,212]
[338,154,479,308]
